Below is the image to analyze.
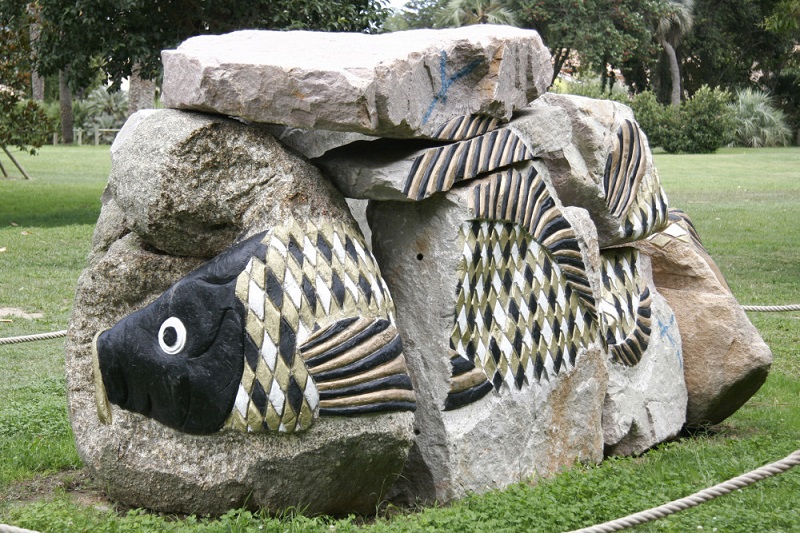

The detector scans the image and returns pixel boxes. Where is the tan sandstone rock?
[635,211,771,426]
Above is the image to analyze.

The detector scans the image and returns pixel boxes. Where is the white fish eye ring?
[158,317,187,355]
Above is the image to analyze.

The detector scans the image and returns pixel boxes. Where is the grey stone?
[634,214,771,427]
[161,26,552,138]
[261,124,377,159]
[315,138,425,200]
[511,94,670,247]
[109,109,349,258]
[67,109,416,515]
[346,198,372,249]
[369,163,606,503]
[601,252,687,456]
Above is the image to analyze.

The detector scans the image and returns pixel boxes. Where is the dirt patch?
[2,468,113,512]
[0,307,44,320]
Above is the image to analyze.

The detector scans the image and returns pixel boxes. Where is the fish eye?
[158,317,187,355]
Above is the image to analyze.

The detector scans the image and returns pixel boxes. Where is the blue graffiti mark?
[657,315,683,368]
[422,51,483,125]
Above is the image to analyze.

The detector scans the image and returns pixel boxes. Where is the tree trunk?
[661,40,681,106]
[59,71,74,144]
[551,48,571,86]
[127,63,157,117]
[29,20,45,101]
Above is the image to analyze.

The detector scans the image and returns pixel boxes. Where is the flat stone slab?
[161,26,552,138]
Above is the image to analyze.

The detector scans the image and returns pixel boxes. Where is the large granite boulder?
[66,109,416,515]
[369,162,608,502]
[635,210,771,427]
[161,26,552,139]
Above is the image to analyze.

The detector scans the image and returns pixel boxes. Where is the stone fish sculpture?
[93,218,416,435]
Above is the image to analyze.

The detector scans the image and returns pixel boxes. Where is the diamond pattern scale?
[598,247,652,366]
[447,220,595,408]
[226,219,414,433]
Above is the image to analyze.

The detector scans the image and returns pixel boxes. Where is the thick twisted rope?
[569,449,800,533]
[0,303,794,346]
[0,524,40,533]
[0,330,67,345]
[741,303,800,312]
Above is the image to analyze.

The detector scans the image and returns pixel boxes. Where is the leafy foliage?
[551,76,630,102]
[630,90,670,147]
[728,88,791,147]
[511,0,666,87]
[437,0,518,27]
[0,12,52,153]
[682,0,796,99]
[630,86,735,153]
[383,0,448,30]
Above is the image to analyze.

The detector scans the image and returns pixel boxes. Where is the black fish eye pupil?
[162,326,178,347]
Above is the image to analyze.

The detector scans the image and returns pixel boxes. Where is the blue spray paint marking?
[422,51,483,125]
[658,315,683,368]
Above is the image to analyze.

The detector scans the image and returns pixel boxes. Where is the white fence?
[51,128,121,146]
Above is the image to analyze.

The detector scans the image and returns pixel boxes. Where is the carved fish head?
[92,233,266,434]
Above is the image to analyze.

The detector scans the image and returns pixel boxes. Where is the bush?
[728,88,792,147]
[665,85,735,153]
[630,91,668,148]
[635,86,734,154]
[551,76,630,103]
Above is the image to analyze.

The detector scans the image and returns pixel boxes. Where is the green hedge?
[631,86,735,154]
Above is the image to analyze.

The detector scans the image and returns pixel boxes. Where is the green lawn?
[0,145,798,532]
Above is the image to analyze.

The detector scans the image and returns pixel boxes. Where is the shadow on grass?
[1,207,103,228]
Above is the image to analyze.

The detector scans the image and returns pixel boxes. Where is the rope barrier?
[568,449,800,533]
[0,330,67,346]
[0,524,40,533]
[0,303,795,346]
[741,303,800,312]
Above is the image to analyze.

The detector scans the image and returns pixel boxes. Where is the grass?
[1,145,799,532]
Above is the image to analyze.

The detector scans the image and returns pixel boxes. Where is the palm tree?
[655,0,694,106]
[437,0,518,27]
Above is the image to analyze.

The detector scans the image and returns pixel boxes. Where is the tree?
[33,0,391,92]
[512,0,666,87]
[764,0,800,37]
[383,0,448,31]
[680,0,798,138]
[0,7,51,178]
[655,0,693,106]
[682,0,795,95]
[438,0,518,26]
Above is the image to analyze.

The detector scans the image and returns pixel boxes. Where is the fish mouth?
[92,330,113,425]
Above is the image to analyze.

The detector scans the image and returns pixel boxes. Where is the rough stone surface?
[511,94,669,247]
[161,26,552,138]
[601,253,687,456]
[368,166,606,503]
[346,198,372,248]
[315,138,428,200]
[635,217,772,427]
[261,124,377,159]
[66,109,415,515]
[109,109,350,258]
[312,106,586,202]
